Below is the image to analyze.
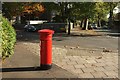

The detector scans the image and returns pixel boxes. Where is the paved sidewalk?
[1,41,119,79]
[1,42,77,78]
[22,42,119,79]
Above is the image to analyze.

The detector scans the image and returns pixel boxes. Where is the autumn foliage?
[2,2,45,19]
[23,3,45,16]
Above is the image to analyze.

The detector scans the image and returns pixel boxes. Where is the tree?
[2,2,24,20]
[105,2,118,28]
[94,2,110,27]
[2,2,45,21]
[41,2,61,21]
[57,2,72,35]
[93,2,118,28]
[42,2,73,35]
[22,2,45,20]
[71,2,117,29]
[72,2,96,30]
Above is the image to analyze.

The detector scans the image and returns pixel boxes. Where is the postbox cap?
[38,29,54,34]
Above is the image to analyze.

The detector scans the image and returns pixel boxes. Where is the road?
[16,28,118,52]
[6,25,118,78]
[53,35,118,51]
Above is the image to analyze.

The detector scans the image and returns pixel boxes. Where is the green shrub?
[0,15,16,60]
[0,14,2,58]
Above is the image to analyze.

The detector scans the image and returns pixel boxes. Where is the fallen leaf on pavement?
[76,46,79,48]
[96,56,102,59]
[102,48,112,52]
[91,64,96,67]
[103,49,112,52]
[64,46,67,48]
[70,47,75,49]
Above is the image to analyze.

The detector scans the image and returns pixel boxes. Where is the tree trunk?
[82,18,89,30]
[81,19,85,29]
[68,20,71,35]
[80,19,83,28]
[16,15,21,24]
[97,13,102,27]
[73,22,75,28]
[97,19,101,27]
[109,9,114,29]
[60,2,68,23]
[59,3,64,22]
[85,18,89,30]
[18,15,21,24]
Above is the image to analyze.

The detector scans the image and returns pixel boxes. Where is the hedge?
[0,15,16,60]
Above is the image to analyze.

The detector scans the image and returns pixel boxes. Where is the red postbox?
[38,29,54,70]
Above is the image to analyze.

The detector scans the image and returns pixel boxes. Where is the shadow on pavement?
[108,34,120,37]
[94,28,120,37]
[1,66,47,72]
[16,29,101,43]
[53,33,101,37]
[16,30,40,43]
[2,64,77,78]
[14,24,105,43]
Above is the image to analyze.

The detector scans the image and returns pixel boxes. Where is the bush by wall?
[0,15,16,60]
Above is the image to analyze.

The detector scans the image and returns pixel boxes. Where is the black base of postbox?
[40,64,52,70]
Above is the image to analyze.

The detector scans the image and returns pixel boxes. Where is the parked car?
[91,23,97,29]
[24,20,47,32]
[24,24,36,32]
